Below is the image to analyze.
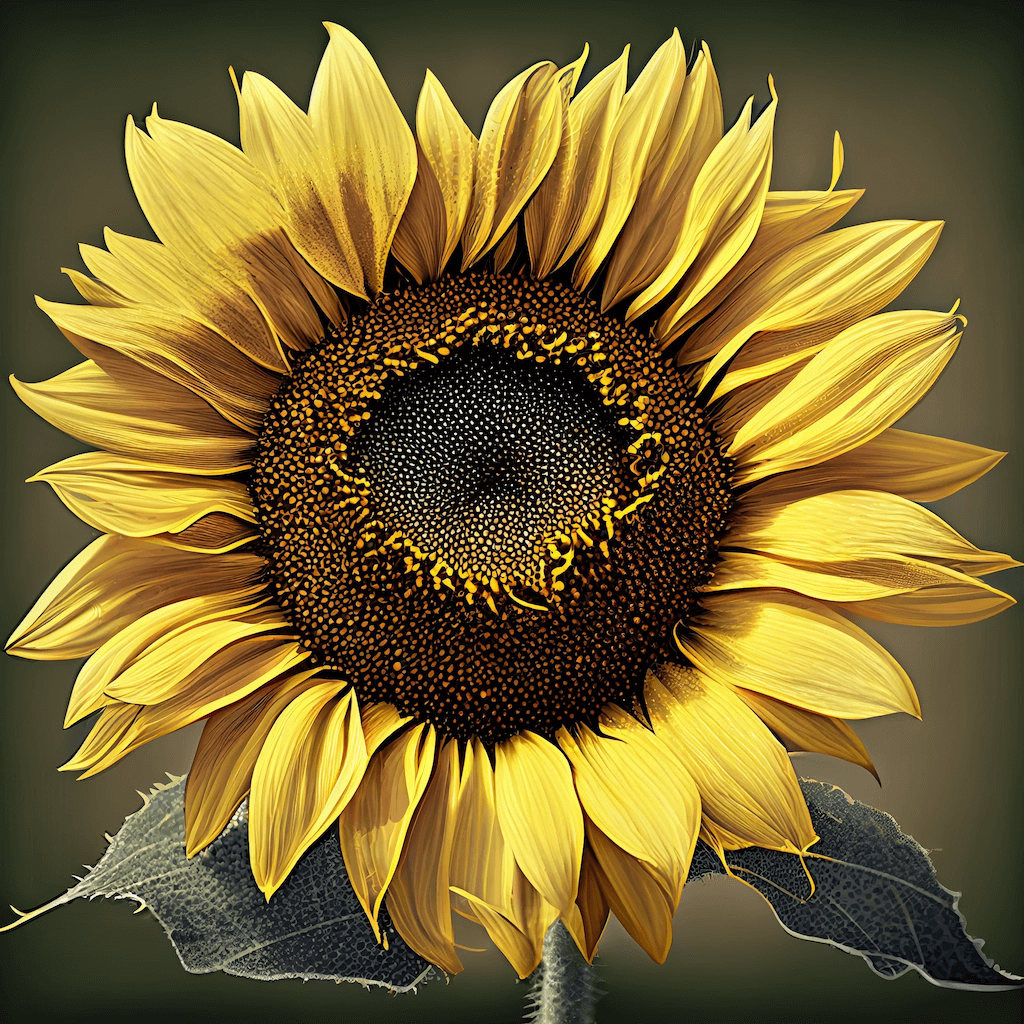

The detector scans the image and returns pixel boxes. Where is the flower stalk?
[527,921,602,1024]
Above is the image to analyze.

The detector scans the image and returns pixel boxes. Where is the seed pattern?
[252,274,732,744]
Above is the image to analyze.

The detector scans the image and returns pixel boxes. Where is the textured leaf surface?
[686,779,1022,990]
[5,776,434,991]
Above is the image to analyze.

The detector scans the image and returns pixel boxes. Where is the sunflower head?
[7,22,1017,979]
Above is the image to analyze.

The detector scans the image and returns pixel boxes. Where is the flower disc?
[252,274,733,743]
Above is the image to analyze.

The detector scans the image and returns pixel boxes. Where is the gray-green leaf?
[685,779,1022,990]
[4,775,434,991]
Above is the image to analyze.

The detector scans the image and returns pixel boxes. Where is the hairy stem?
[526,921,602,1024]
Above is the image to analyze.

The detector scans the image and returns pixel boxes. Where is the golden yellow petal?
[676,589,920,719]
[29,452,254,537]
[462,867,558,979]
[339,725,437,937]
[705,548,989,603]
[493,223,518,274]
[123,112,296,373]
[494,731,584,914]
[70,634,310,780]
[36,299,279,433]
[601,44,724,310]
[730,489,1018,577]
[6,536,265,662]
[838,583,1017,627]
[462,61,562,268]
[574,847,611,962]
[149,107,342,347]
[237,68,365,300]
[304,23,418,294]
[624,71,770,325]
[658,131,862,344]
[61,589,267,725]
[249,684,368,899]
[527,46,628,278]
[62,266,126,307]
[573,31,687,290]
[98,602,290,706]
[684,220,943,393]
[733,687,878,781]
[11,361,254,473]
[619,59,774,322]
[386,739,463,975]
[727,309,962,479]
[392,71,477,283]
[146,511,259,554]
[449,739,516,921]
[744,427,1007,505]
[360,701,414,755]
[557,711,700,902]
[585,817,675,963]
[646,665,817,852]
[60,702,140,775]
[185,669,325,856]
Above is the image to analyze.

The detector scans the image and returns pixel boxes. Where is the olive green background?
[1,1,1021,1021]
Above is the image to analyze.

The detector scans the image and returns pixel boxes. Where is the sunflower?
[7,23,1018,979]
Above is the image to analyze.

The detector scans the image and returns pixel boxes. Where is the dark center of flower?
[349,344,630,597]
[251,273,732,746]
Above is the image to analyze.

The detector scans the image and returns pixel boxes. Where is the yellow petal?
[585,817,676,963]
[386,739,463,975]
[727,309,962,480]
[69,634,310,780]
[339,725,437,937]
[36,299,279,433]
[6,536,265,661]
[449,739,516,920]
[527,46,628,278]
[60,702,140,775]
[359,701,414,755]
[462,61,562,268]
[733,687,878,781]
[658,131,862,344]
[131,110,336,360]
[573,31,687,289]
[146,512,258,554]
[124,112,298,372]
[392,71,477,283]
[557,711,700,902]
[249,684,368,898]
[574,847,610,962]
[100,603,291,706]
[185,669,325,856]
[462,866,558,979]
[62,266,126,307]
[676,590,920,719]
[622,64,777,325]
[646,665,817,852]
[838,583,1017,627]
[493,223,518,274]
[730,489,1018,577]
[744,427,1007,505]
[600,44,724,311]
[62,588,268,725]
[307,23,418,294]
[29,452,254,537]
[705,548,998,604]
[685,220,943,393]
[236,68,363,297]
[11,361,254,473]
[494,731,584,914]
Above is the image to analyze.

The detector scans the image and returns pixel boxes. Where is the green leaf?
[686,779,1022,990]
[3,775,434,992]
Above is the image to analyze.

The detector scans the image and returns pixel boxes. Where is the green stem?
[526,921,602,1024]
